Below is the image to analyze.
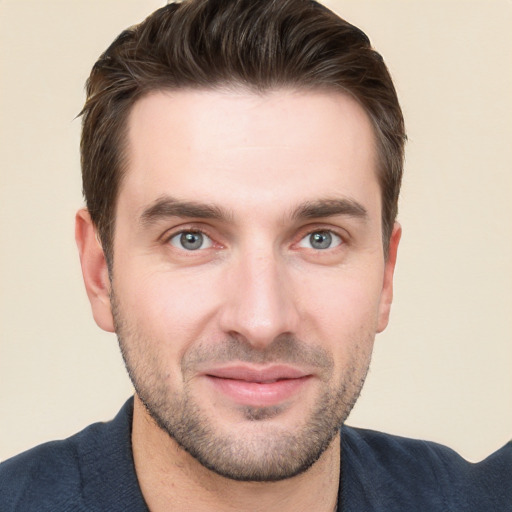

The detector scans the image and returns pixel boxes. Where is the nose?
[218,248,300,349]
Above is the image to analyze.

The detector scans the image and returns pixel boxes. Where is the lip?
[202,365,312,407]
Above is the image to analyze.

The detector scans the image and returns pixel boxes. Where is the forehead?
[120,88,380,218]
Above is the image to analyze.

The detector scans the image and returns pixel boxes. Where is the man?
[1,1,510,510]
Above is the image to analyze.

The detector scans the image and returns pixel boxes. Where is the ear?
[377,222,401,333]
[75,209,115,332]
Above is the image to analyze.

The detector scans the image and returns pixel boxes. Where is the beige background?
[1,0,511,463]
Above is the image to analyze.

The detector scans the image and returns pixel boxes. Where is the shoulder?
[341,426,512,511]
[0,398,143,512]
[0,429,92,511]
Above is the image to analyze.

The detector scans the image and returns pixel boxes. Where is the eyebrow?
[140,195,231,226]
[291,198,368,221]
[139,195,368,227]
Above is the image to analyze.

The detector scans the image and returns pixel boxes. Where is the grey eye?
[169,231,212,251]
[310,231,332,249]
[298,230,342,250]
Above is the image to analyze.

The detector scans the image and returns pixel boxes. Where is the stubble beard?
[111,292,373,482]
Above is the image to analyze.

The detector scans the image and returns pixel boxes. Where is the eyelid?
[159,222,348,251]
[161,223,224,251]
[168,230,213,250]
[294,223,349,244]
[297,229,343,250]
[161,222,210,241]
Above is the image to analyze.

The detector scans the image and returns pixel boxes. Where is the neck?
[131,395,340,512]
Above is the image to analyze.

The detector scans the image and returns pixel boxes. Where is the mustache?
[181,334,334,373]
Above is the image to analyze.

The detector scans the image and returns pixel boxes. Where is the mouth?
[202,365,313,408]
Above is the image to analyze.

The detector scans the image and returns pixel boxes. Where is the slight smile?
[202,365,313,408]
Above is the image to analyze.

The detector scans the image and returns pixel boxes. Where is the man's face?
[104,89,398,481]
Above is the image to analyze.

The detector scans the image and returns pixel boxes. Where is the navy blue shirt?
[1,398,511,511]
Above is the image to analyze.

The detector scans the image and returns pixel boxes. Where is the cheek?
[113,262,223,352]
[296,268,384,348]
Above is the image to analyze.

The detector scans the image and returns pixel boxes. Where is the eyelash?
[297,229,343,250]
[167,229,214,251]
[163,225,347,253]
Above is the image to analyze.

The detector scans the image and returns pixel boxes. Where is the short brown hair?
[81,0,405,265]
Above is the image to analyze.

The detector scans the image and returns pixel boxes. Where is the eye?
[298,230,342,250]
[169,231,213,251]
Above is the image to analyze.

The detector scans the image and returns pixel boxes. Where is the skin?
[76,88,400,512]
